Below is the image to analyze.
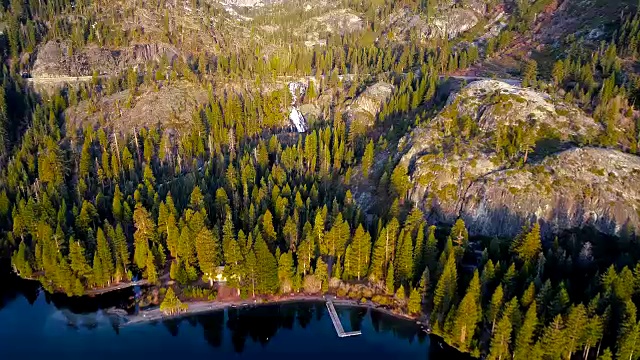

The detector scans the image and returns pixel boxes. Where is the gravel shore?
[120,295,418,327]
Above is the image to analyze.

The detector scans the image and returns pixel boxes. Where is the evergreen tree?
[254,235,278,295]
[487,284,505,334]
[344,225,371,281]
[408,287,422,315]
[432,252,458,328]
[396,284,406,301]
[487,298,518,360]
[160,287,185,315]
[413,223,426,284]
[133,203,155,269]
[522,59,538,88]
[395,230,414,286]
[278,251,295,293]
[315,257,329,292]
[540,314,566,360]
[69,240,92,281]
[617,301,640,360]
[559,306,586,357]
[362,140,374,178]
[195,227,221,286]
[386,263,395,295]
[95,228,114,285]
[513,301,538,360]
[425,225,438,273]
[512,223,541,267]
[262,210,277,243]
[451,270,481,352]
[146,250,158,284]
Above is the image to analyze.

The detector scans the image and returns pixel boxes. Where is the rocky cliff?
[347,81,394,129]
[384,0,490,42]
[32,40,179,78]
[398,80,640,238]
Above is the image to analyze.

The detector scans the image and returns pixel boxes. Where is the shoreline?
[118,294,423,328]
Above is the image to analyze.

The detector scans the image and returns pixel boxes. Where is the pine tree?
[245,249,258,298]
[413,223,426,284]
[111,224,130,275]
[262,210,277,243]
[522,59,538,88]
[160,287,185,315]
[396,284,406,301]
[487,298,517,360]
[278,251,295,293]
[451,270,481,352]
[362,140,374,178]
[195,227,221,286]
[12,242,33,279]
[69,240,92,280]
[146,250,158,283]
[563,304,588,359]
[408,287,422,315]
[450,218,468,242]
[371,219,399,281]
[297,232,316,276]
[133,203,155,269]
[617,301,640,360]
[513,301,538,360]
[395,230,414,285]
[96,228,114,285]
[425,225,438,273]
[583,313,604,360]
[512,223,541,267]
[165,213,179,258]
[344,224,371,280]
[599,349,613,360]
[92,253,104,287]
[540,314,566,360]
[254,235,278,295]
[552,60,565,86]
[432,252,458,328]
[487,285,504,334]
[386,263,395,295]
[315,257,329,292]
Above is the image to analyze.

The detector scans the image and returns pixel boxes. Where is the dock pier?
[325,298,361,338]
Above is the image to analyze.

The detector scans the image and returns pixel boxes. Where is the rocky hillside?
[347,81,395,129]
[32,40,179,78]
[397,80,640,238]
[64,81,208,134]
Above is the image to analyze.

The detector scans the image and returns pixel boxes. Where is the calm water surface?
[0,274,469,360]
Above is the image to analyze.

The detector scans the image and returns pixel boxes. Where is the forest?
[2,0,640,359]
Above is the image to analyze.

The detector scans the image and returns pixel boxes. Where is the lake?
[0,273,470,360]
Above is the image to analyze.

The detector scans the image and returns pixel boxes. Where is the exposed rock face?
[399,80,640,238]
[400,80,601,170]
[425,8,480,39]
[347,81,394,128]
[64,81,208,134]
[32,40,179,78]
[385,2,487,42]
[427,147,640,238]
[221,0,282,7]
[311,9,364,34]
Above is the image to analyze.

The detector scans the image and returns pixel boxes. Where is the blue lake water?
[0,274,470,360]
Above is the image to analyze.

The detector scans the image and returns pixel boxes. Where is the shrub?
[303,275,322,294]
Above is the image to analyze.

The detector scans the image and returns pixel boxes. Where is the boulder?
[347,81,394,129]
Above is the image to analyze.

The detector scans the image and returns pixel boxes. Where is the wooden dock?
[325,298,361,338]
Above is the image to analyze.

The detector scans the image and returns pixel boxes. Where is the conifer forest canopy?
[1,0,640,359]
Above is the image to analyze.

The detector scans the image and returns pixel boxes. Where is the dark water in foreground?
[0,274,470,360]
